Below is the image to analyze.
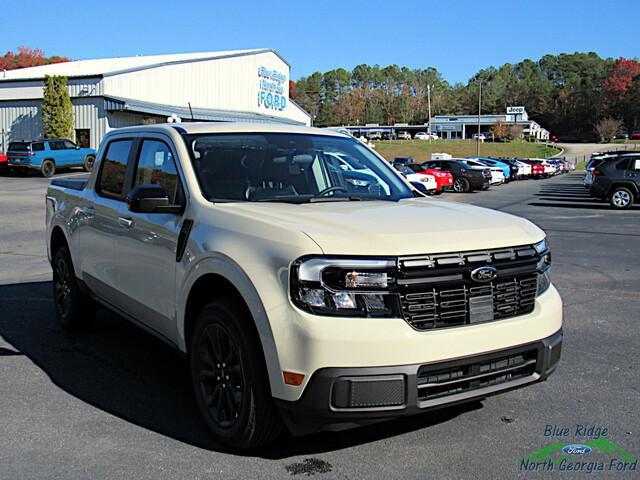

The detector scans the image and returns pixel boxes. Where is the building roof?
[0,48,286,81]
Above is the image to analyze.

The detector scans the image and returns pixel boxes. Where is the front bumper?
[276,328,562,435]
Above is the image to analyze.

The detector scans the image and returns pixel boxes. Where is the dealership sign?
[258,66,287,111]
[507,106,526,114]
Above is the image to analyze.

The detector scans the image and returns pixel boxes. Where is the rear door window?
[49,140,66,151]
[97,140,133,199]
[8,142,31,151]
[31,142,45,151]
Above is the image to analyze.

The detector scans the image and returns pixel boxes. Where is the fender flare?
[178,255,285,398]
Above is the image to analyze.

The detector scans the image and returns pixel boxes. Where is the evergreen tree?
[42,75,74,139]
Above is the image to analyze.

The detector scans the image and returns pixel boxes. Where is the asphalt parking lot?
[0,170,638,479]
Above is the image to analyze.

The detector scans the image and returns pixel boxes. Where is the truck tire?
[52,246,95,330]
[83,155,96,172]
[453,177,470,193]
[41,159,56,177]
[190,299,283,449]
[610,187,634,209]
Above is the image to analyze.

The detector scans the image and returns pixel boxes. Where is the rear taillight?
[593,169,602,176]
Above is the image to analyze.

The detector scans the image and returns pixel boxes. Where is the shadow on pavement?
[0,281,479,459]
[529,202,639,211]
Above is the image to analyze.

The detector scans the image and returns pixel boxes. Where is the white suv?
[46,123,563,449]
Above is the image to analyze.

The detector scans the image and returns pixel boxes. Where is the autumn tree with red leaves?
[0,46,69,71]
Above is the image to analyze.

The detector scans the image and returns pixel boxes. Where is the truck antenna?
[188,102,194,121]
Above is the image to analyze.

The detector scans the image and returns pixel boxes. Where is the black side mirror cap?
[127,184,182,214]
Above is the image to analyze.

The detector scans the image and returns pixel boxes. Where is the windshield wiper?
[309,196,364,203]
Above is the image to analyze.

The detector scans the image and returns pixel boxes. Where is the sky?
[3,0,639,84]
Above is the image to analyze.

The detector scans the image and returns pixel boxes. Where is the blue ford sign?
[562,444,593,455]
[258,66,287,112]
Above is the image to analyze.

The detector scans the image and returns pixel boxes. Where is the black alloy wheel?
[194,323,244,428]
[453,177,470,193]
[52,246,94,329]
[41,159,55,177]
[190,300,282,449]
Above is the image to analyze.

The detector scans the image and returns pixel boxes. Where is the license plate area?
[469,295,494,323]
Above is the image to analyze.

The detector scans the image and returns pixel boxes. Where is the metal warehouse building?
[0,49,310,150]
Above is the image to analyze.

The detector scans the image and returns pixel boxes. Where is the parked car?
[367,131,383,140]
[7,139,97,177]
[513,159,533,178]
[584,155,615,188]
[46,123,562,449]
[472,133,487,142]
[630,132,640,140]
[392,157,415,167]
[520,159,546,179]
[547,159,568,174]
[397,131,412,141]
[613,131,629,140]
[394,164,438,193]
[589,154,640,209]
[0,153,7,173]
[381,131,397,140]
[422,159,488,192]
[414,132,437,140]
[420,166,454,194]
[459,158,504,185]
[469,157,511,181]
[498,158,525,180]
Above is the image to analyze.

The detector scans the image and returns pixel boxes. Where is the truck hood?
[221,197,545,256]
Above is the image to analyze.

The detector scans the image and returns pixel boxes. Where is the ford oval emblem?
[470,266,498,283]
[562,444,592,455]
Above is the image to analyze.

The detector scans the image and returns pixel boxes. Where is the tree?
[0,46,69,71]
[42,75,74,139]
[604,58,640,103]
[594,117,623,142]
[490,120,509,141]
[508,125,525,140]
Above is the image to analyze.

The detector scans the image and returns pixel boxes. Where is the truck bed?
[50,178,88,191]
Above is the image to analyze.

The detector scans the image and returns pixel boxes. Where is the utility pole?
[476,79,482,157]
[427,84,433,136]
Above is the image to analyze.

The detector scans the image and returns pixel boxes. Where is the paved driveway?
[0,170,638,479]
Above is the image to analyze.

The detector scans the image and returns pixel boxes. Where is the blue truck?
[6,139,97,177]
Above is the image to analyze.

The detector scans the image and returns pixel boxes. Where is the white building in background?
[0,49,311,150]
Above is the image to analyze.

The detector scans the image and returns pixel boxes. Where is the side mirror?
[127,184,182,214]
[410,181,429,195]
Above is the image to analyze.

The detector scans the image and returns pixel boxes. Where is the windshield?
[184,133,413,203]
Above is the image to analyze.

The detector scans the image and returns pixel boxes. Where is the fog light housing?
[537,270,551,296]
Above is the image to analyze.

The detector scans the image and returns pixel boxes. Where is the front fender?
[177,254,285,398]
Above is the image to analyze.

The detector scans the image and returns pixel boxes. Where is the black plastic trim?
[275,328,562,436]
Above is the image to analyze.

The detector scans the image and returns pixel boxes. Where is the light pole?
[476,79,482,157]
[427,84,433,137]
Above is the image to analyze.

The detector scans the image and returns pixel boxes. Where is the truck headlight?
[535,238,552,296]
[291,257,399,317]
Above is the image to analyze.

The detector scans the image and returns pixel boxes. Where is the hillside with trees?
[0,46,69,71]
[292,53,640,141]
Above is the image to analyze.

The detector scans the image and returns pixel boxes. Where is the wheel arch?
[179,260,284,398]
[608,181,639,197]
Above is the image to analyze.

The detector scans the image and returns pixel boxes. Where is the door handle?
[118,217,134,229]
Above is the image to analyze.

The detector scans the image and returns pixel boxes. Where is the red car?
[0,153,7,172]
[630,132,640,140]
[520,160,545,178]
[420,167,454,193]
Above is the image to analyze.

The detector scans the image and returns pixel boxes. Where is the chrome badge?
[470,266,498,283]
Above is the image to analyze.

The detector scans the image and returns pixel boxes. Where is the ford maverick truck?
[45,123,562,449]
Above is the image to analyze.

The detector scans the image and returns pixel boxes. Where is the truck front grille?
[399,273,537,330]
[397,245,543,331]
[417,348,538,401]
